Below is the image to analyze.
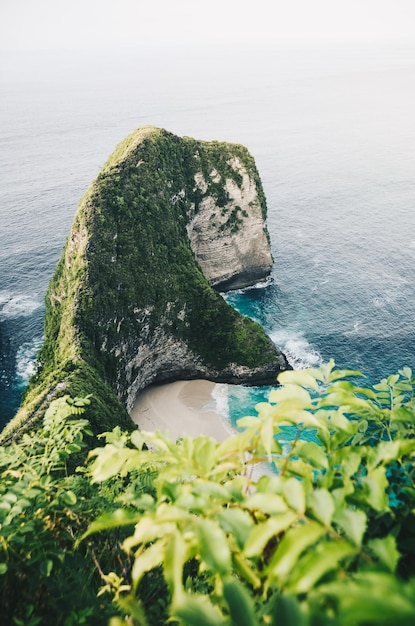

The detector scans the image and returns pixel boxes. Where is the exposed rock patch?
[187,156,273,290]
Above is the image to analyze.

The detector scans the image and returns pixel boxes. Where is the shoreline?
[130,379,234,442]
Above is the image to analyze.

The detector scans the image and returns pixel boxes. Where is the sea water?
[1,43,415,430]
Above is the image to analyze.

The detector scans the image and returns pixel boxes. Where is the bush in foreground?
[2,361,415,625]
[86,360,415,625]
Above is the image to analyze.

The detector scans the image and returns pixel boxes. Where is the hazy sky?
[1,0,415,51]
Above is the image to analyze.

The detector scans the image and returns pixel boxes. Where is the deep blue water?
[1,43,415,429]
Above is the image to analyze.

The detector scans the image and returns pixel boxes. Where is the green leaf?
[287,540,356,593]
[297,441,328,470]
[217,508,253,549]
[387,374,400,386]
[326,380,377,401]
[333,508,367,547]
[245,492,288,515]
[367,440,401,470]
[268,384,312,408]
[320,572,415,624]
[328,368,365,382]
[361,466,389,511]
[320,408,356,436]
[196,519,231,575]
[399,366,412,379]
[89,445,138,482]
[268,522,326,582]
[335,448,362,480]
[192,480,230,503]
[260,417,275,462]
[276,369,319,391]
[2,493,18,504]
[283,478,305,514]
[307,489,334,526]
[368,536,400,573]
[244,512,297,558]
[131,540,166,591]
[0,563,8,575]
[398,439,415,456]
[193,436,216,475]
[238,416,260,429]
[130,429,146,450]
[40,559,53,577]
[223,578,259,626]
[232,553,262,589]
[80,508,143,543]
[164,531,188,602]
[0,501,11,515]
[61,490,77,506]
[174,594,226,626]
[270,594,308,626]
[283,458,313,481]
[391,406,415,424]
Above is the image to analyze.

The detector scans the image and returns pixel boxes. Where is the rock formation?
[187,154,273,290]
[2,127,289,439]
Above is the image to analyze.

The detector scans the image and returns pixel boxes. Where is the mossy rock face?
[2,127,289,440]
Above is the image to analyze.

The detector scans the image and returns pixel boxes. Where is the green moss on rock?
[2,127,289,442]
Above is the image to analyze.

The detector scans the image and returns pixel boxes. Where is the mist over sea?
[1,43,415,429]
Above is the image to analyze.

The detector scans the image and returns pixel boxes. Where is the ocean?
[1,43,415,430]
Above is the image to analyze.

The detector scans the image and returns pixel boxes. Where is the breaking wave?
[270,329,322,370]
[15,336,43,386]
[0,291,42,319]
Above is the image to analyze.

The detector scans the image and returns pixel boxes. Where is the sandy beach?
[130,379,234,442]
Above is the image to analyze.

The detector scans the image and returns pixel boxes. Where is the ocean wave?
[212,383,229,419]
[0,291,42,319]
[241,275,274,291]
[15,336,43,386]
[270,329,322,370]
[212,383,238,436]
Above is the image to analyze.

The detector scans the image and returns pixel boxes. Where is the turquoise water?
[1,43,415,428]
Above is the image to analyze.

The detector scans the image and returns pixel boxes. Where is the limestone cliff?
[187,154,272,290]
[2,127,289,440]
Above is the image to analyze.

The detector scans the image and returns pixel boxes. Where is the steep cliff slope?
[2,127,289,439]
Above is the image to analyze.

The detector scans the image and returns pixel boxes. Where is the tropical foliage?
[0,396,137,625]
[83,360,415,625]
[2,361,415,625]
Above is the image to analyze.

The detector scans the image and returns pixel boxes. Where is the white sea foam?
[345,321,361,336]
[211,383,236,435]
[242,275,274,291]
[15,337,43,385]
[0,291,42,319]
[270,330,321,370]
[212,383,229,418]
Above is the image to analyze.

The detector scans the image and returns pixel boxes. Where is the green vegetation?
[2,126,280,443]
[2,362,415,624]
[3,127,413,623]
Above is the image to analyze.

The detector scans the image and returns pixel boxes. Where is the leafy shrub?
[84,361,415,625]
[4,361,415,625]
[0,396,137,625]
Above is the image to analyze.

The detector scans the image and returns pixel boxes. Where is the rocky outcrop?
[187,155,273,290]
[2,127,289,439]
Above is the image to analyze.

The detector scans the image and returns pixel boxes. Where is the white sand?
[130,379,234,442]
[130,380,276,479]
